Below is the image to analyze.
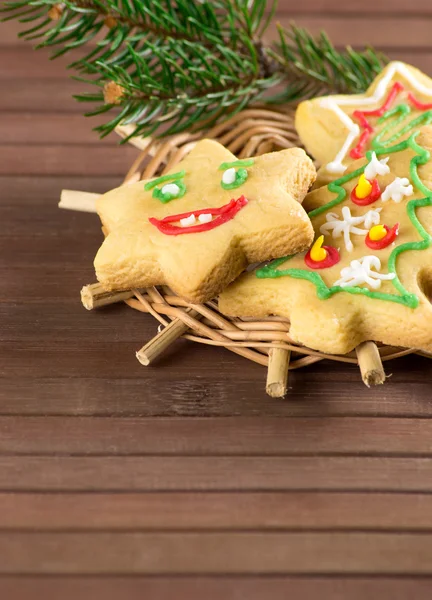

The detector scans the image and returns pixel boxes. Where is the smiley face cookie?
[296,62,432,183]
[219,127,432,355]
[94,139,316,302]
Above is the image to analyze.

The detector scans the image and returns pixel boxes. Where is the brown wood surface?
[1,1,432,598]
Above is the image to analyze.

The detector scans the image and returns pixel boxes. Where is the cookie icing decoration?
[149,196,248,235]
[365,223,399,250]
[304,235,340,269]
[364,152,390,180]
[219,159,254,190]
[219,128,432,355]
[381,177,413,203]
[295,62,432,175]
[320,206,382,252]
[350,175,381,206]
[94,138,315,303]
[349,82,404,160]
[144,170,187,203]
[334,255,396,289]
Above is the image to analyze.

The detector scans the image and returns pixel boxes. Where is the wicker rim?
[118,108,429,369]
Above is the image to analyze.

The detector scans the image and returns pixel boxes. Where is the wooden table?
[1,2,432,598]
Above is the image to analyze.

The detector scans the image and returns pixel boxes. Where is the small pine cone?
[48,3,65,21]
[104,16,118,29]
[103,81,125,105]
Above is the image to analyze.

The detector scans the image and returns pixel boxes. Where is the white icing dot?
[222,167,236,185]
[382,177,413,203]
[364,152,390,180]
[198,213,213,224]
[180,214,196,227]
[161,183,180,196]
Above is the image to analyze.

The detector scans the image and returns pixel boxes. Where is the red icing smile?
[149,196,248,235]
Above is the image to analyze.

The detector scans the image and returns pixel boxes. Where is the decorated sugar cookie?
[219,127,432,355]
[94,139,315,302]
[296,62,432,183]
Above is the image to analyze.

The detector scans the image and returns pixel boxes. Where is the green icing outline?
[220,167,248,190]
[256,132,432,309]
[144,170,187,203]
[372,104,411,149]
[152,180,187,203]
[219,159,254,191]
[373,104,432,151]
[219,159,254,170]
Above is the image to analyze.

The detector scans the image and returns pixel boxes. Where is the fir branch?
[268,23,387,100]
[1,1,388,140]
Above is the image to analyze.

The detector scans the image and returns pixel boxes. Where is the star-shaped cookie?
[94,139,316,302]
[219,127,432,355]
[296,61,432,183]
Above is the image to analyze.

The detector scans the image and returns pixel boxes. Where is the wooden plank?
[0,456,431,492]
[0,55,430,115]
[0,302,156,343]
[281,0,432,11]
[0,47,432,89]
[2,531,432,573]
[3,16,432,48]
[0,175,120,205]
[0,340,229,379]
[0,577,431,600]
[0,417,431,455]
[0,234,101,266]
[0,47,87,78]
[1,113,117,145]
[0,145,138,176]
[271,17,432,50]
[0,363,431,417]
[0,207,103,238]
[2,491,432,530]
[0,79,88,112]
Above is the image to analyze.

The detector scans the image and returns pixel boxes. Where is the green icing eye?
[219,159,254,190]
[152,181,186,203]
[144,170,186,203]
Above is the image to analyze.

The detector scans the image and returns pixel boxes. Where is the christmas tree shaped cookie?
[296,62,432,182]
[219,127,432,355]
[94,139,315,302]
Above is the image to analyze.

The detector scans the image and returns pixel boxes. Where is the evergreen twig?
[1,0,388,140]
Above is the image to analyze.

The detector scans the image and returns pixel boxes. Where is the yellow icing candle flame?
[310,235,327,262]
[356,174,373,199]
[369,224,387,241]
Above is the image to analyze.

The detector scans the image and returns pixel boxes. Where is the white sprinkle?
[334,255,395,290]
[161,183,180,196]
[198,213,213,224]
[364,152,390,180]
[180,214,196,227]
[222,167,236,185]
[382,177,413,203]
[320,206,382,252]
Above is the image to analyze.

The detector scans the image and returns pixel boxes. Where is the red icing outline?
[365,223,399,250]
[348,82,432,160]
[304,245,340,270]
[406,92,432,111]
[149,195,248,235]
[351,178,381,206]
[350,82,404,159]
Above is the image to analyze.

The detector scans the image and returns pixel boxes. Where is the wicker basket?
[76,108,430,397]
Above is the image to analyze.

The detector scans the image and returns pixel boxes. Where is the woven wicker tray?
[65,108,430,397]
